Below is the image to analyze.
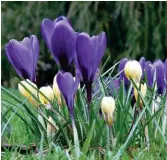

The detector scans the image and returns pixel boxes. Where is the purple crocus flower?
[118,58,129,85]
[5,35,39,81]
[41,16,76,71]
[153,60,165,94]
[165,59,167,83]
[56,71,80,156]
[165,59,167,92]
[111,78,121,92]
[145,61,155,88]
[76,31,107,109]
[56,71,80,118]
[139,57,146,79]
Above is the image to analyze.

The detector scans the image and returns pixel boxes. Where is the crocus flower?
[41,16,76,71]
[153,60,165,94]
[124,60,142,83]
[5,35,39,81]
[139,57,146,79]
[101,96,115,126]
[109,78,121,96]
[53,74,62,106]
[56,71,80,115]
[145,61,155,88]
[118,58,129,85]
[134,83,147,107]
[18,79,38,106]
[56,71,80,156]
[164,59,167,85]
[76,31,107,108]
[39,86,54,105]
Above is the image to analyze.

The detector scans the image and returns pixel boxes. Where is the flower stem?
[70,109,80,158]
[107,125,110,151]
[110,126,115,148]
[107,125,115,151]
[162,96,167,135]
[86,83,92,112]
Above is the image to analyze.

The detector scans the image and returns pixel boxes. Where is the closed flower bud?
[134,83,147,107]
[124,60,142,83]
[18,79,37,97]
[101,96,115,126]
[18,79,38,106]
[39,86,54,105]
[28,96,38,106]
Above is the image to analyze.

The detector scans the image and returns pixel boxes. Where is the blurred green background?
[1,1,167,87]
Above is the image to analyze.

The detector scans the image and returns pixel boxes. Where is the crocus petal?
[56,71,79,108]
[112,78,120,89]
[76,32,106,83]
[72,72,80,94]
[154,60,165,94]
[41,18,54,53]
[91,32,107,75]
[5,35,39,81]
[165,59,167,81]
[21,37,33,52]
[51,20,76,71]
[5,39,33,80]
[31,35,39,80]
[76,33,94,82]
[108,78,120,97]
[145,61,155,87]
[54,16,72,26]
[139,57,146,79]
[118,58,129,85]
[165,59,167,91]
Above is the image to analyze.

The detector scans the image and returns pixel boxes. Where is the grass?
[1,64,167,159]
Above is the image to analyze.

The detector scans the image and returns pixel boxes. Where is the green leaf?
[81,120,95,155]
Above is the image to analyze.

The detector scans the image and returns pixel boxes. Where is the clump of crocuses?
[118,57,167,95]
[5,15,107,113]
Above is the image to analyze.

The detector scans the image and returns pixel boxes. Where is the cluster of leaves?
[1,1,167,87]
[1,62,167,159]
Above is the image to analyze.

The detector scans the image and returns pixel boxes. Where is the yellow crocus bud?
[18,79,38,106]
[28,96,39,106]
[39,86,54,105]
[18,79,37,97]
[134,83,147,107]
[124,60,142,83]
[101,96,115,126]
[53,75,62,106]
